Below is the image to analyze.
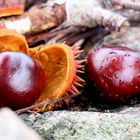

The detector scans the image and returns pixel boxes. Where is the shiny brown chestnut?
[86,45,140,101]
[0,51,45,109]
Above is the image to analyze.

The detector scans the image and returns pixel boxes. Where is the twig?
[57,32,80,43]
[112,0,140,11]
[26,26,81,45]
[15,94,79,115]
[65,0,127,31]
[25,0,46,10]
[66,27,110,46]
[88,28,110,45]
[66,28,96,46]
[82,27,110,55]
[0,3,66,34]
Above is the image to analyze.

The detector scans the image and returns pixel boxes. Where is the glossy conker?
[0,51,45,109]
[86,45,140,101]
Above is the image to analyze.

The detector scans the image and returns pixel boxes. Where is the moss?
[33,112,140,140]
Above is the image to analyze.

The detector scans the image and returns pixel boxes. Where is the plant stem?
[15,94,79,115]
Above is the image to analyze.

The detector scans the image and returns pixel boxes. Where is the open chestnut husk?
[0,29,85,111]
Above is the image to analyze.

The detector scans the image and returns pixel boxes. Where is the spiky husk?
[31,43,85,112]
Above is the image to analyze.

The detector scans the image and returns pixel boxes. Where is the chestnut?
[0,52,45,109]
[86,45,140,101]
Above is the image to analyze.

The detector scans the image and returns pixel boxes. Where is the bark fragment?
[64,0,128,31]
[0,3,66,34]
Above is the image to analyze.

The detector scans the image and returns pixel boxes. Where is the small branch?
[15,94,79,115]
[65,0,127,31]
[82,27,110,55]
[26,26,81,45]
[0,3,66,34]
[88,28,110,45]
[112,0,140,11]
[66,27,110,46]
[25,0,46,10]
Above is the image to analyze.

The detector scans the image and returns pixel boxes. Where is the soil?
[54,79,140,113]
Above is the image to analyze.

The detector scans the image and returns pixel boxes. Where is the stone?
[23,111,140,140]
[118,106,140,115]
[0,108,41,140]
